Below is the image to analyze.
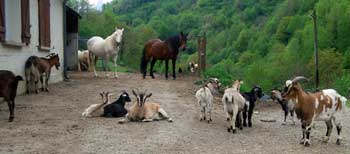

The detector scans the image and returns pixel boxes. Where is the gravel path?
[0,72,349,154]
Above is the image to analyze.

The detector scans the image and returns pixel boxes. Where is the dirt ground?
[0,72,349,154]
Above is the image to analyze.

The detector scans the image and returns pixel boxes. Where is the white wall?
[0,0,64,94]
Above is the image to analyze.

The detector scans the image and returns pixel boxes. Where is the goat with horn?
[118,89,173,123]
[282,76,348,146]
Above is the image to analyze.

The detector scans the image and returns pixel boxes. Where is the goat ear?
[132,89,138,97]
[146,93,152,98]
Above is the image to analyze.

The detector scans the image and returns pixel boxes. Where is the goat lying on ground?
[241,86,263,127]
[222,80,248,133]
[0,70,23,122]
[118,89,172,123]
[82,91,111,117]
[271,89,295,125]
[283,76,348,146]
[102,91,131,117]
[195,78,221,123]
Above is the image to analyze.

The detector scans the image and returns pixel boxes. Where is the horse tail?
[140,47,147,73]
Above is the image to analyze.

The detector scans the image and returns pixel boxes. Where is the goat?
[188,62,199,73]
[283,76,348,146]
[25,53,60,93]
[195,78,221,123]
[222,80,248,133]
[78,50,90,71]
[118,89,172,123]
[82,91,111,117]
[102,91,131,118]
[271,89,295,125]
[241,86,263,127]
[0,70,23,122]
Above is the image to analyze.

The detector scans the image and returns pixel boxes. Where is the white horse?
[87,28,124,78]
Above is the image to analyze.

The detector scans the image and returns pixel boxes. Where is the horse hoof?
[207,120,210,124]
[336,139,341,145]
[243,123,247,127]
[248,123,252,127]
[227,128,231,132]
[232,129,236,134]
[304,142,310,147]
[239,127,243,130]
[8,117,14,122]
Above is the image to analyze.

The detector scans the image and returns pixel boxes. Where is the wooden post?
[201,32,206,72]
[197,32,207,77]
[197,35,202,77]
[311,10,319,91]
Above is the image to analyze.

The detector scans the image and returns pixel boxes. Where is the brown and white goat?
[0,70,23,122]
[118,89,172,123]
[82,91,111,117]
[283,76,348,146]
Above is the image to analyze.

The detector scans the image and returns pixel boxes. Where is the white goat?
[222,80,248,133]
[195,78,221,123]
[82,91,111,117]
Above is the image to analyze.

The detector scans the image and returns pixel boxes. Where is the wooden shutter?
[38,0,50,48]
[0,0,5,42]
[21,0,31,45]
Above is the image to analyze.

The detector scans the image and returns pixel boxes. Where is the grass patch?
[95,60,135,73]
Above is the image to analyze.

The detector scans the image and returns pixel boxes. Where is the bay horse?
[25,53,60,93]
[87,28,124,78]
[140,32,188,79]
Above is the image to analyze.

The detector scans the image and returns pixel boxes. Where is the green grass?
[95,60,135,73]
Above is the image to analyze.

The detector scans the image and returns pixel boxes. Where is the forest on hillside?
[68,0,350,95]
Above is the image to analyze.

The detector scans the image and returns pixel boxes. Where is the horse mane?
[165,35,181,52]
[45,53,58,59]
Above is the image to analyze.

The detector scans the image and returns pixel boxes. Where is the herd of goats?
[0,51,349,147]
[0,50,349,148]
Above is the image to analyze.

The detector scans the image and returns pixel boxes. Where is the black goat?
[102,91,131,117]
[0,70,23,122]
[271,89,295,125]
[241,86,263,127]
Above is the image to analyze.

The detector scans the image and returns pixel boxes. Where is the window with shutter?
[0,0,5,42]
[38,0,50,50]
[21,0,30,45]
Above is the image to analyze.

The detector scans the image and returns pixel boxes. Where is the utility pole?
[311,9,319,91]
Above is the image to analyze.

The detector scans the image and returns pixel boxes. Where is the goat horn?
[292,76,308,83]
